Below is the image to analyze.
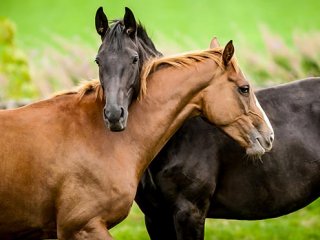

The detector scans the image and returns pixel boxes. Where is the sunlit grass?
[110,200,320,240]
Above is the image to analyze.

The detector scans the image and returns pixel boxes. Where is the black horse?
[95,6,161,131]
[136,78,320,240]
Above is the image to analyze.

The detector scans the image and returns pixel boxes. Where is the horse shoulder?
[55,159,137,232]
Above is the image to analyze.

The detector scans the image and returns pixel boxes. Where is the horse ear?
[95,7,109,40]
[124,7,137,38]
[222,40,234,66]
[209,37,220,48]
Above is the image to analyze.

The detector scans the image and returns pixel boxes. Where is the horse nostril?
[120,107,125,119]
[103,106,123,123]
[270,133,274,143]
[103,108,109,120]
[264,133,274,151]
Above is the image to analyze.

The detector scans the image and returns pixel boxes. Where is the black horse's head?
[95,7,162,131]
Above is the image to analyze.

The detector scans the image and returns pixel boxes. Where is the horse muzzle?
[246,130,274,157]
[103,106,128,131]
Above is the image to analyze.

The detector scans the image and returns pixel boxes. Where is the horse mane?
[54,48,239,102]
[53,80,103,102]
[108,19,149,37]
[136,22,161,57]
[77,80,103,100]
[104,20,124,50]
[139,48,239,98]
[105,20,160,55]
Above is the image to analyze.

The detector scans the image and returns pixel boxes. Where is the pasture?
[0,0,319,239]
[111,201,320,240]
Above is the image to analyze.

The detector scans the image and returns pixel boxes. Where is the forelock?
[103,20,126,50]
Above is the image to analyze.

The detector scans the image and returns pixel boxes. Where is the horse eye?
[238,85,250,95]
[95,58,100,66]
[132,56,139,64]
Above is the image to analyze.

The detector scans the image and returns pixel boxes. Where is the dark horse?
[95,7,161,131]
[136,77,320,240]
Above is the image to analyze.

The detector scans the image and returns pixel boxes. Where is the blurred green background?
[0,0,320,239]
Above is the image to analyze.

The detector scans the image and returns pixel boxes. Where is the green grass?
[1,0,320,51]
[110,200,320,240]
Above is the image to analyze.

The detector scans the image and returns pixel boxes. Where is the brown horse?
[0,40,273,239]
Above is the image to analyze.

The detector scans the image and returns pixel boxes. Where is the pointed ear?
[95,7,109,40]
[209,37,220,49]
[222,40,234,66]
[124,7,137,38]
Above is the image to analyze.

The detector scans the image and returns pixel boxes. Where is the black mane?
[104,20,124,50]
[104,19,162,58]
[136,22,161,57]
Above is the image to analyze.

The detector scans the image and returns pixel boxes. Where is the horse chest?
[57,167,137,230]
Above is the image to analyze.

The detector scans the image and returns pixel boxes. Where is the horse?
[0,41,274,239]
[136,77,320,240]
[95,7,162,131]
[4,7,163,240]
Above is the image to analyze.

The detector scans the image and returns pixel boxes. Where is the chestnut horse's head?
[95,7,161,131]
[202,39,274,157]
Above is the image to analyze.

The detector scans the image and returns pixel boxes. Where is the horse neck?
[122,59,219,181]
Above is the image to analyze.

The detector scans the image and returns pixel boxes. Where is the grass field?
[110,200,320,240]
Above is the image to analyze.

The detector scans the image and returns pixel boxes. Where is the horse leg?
[173,200,209,240]
[145,214,177,240]
[11,229,44,240]
[57,217,113,240]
